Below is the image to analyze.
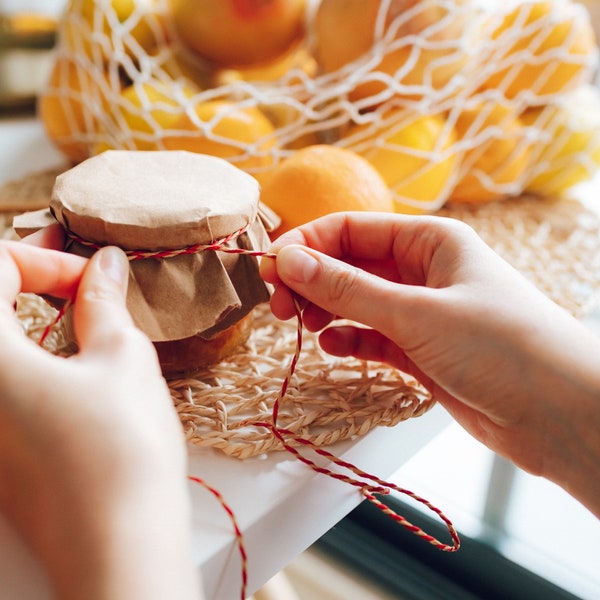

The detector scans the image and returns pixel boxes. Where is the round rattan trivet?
[16,293,433,459]
[5,169,600,458]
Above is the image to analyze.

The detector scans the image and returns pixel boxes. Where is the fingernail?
[278,245,319,284]
[268,230,304,253]
[98,246,128,288]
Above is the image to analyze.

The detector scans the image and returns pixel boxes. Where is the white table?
[0,115,451,599]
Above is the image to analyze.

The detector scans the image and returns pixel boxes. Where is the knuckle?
[329,264,362,304]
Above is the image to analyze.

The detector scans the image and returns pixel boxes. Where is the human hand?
[0,229,198,599]
[260,212,600,516]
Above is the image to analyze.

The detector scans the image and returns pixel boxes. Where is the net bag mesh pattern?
[41,0,600,213]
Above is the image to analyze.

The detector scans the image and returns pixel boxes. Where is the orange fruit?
[522,86,600,196]
[163,99,278,175]
[344,108,458,213]
[312,0,478,103]
[480,1,597,101]
[450,100,533,204]
[259,145,394,237]
[38,57,109,163]
[169,0,307,67]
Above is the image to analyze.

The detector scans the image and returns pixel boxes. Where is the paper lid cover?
[34,151,272,342]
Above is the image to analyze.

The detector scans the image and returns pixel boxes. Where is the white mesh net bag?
[39,0,600,214]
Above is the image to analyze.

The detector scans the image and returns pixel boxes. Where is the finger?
[268,212,473,287]
[268,212,421,262]
[269,283,298,320]
[259,253,280,285]
[319,326,422,379]
[274,244,424,336]
[301,302,337,332]
[21,224,66,250]
[269,282,337,331]
[73,246,143,357]
[0,241,87,305]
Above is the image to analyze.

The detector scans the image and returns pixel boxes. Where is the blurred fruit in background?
[311,0,479,103]
[522,85,600,196]
[344,109,458,213]
[213,41,316,86]
[169,0,307,67]
[450,100,533,204]
[480,0,597,102]
[33,0,600,211]
[99,79,194,151]
[62,0,165,63]
[259,144,394,237]
[38,56,104,162]
[163,99,278,174]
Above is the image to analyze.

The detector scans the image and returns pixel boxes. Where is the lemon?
[522,86,600,196]
[163,99,278,175]
[344,109,458,213]
[450,100,533,204]
[62,0,162,63]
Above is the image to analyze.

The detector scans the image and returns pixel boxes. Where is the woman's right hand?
[260,212,600,517]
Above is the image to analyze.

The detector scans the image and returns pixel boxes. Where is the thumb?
[72,246,138,355]
[276,244,415,334]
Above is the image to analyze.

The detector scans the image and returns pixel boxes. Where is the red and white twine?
[43,224,460,600]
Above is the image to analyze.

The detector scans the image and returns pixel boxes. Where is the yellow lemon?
[522,86,600,196]
[96,79,193,151]
[62,0,163,63]
[163,99,278,175]
[450,100,533,204]
[344,109,458,213]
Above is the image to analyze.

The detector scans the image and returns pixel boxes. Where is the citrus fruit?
[450,100,533,204]
[38,57,108,163]
[98,80,192,151]
[213,41,317,86]
[163,99,278,175]
[62,0,162,63]
[312,0,478,103]
[153,48,212,90]
[258,145,394,236]
[480,1,597,101]
[169,0,307,67]
[344,109,457,213]
[522,86,600,196]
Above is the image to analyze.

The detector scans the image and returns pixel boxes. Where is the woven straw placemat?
[5,169,600,458]
[440,196,600,318]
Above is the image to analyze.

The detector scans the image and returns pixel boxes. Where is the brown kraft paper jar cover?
[14,150,275,377]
